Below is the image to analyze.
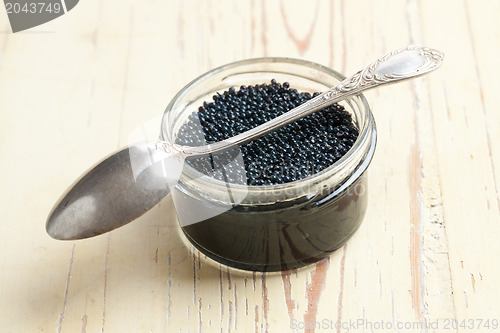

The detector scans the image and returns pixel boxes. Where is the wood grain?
[0,0,499,332]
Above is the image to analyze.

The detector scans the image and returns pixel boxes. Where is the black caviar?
[175,80,359,185]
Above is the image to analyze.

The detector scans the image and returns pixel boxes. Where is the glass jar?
[161,58,377,272]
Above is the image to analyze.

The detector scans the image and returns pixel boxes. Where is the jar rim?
[160,57,375,196]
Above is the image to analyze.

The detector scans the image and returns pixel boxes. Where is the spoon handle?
[172,45,443,158]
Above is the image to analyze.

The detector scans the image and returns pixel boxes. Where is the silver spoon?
[46,45,443,240]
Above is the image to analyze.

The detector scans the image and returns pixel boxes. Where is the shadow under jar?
[161,58,377,272]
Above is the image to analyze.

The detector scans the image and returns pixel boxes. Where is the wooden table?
[1,0,499,332]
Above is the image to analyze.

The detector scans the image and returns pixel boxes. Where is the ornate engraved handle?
[159,46,443,157]
[324,45,443,97]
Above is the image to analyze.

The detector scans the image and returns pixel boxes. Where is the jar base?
[182,222,362,272]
